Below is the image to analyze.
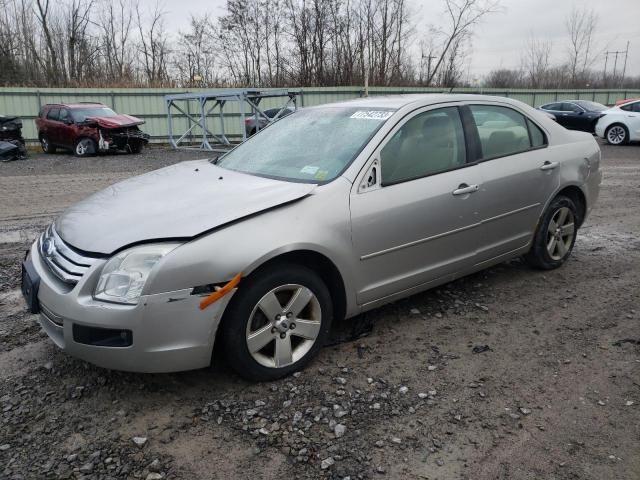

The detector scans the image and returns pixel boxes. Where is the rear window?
[575,101,607,112]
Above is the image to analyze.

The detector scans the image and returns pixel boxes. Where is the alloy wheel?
[546,207,575,261]
[41,137,49,152]
[245,284,322,369]
[607,126,626,145]
[75,139,93,156]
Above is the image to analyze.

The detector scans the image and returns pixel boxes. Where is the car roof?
[43,102,108,109]
[308,93,532,110]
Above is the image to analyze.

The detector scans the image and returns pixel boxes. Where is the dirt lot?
[0,144,639,480]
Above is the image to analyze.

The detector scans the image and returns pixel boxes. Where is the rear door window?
[46,108,60,121]
[542,103,561,111]
[469,105,546,159]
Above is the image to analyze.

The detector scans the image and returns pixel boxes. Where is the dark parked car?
[0,115,26,161]
[244,107,294,136]
[538,100,607,133]
[35,103,150,157]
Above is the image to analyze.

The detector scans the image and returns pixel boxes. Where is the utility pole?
[603,44,630,87]
[421,52,436,86]
[620,41,630,87]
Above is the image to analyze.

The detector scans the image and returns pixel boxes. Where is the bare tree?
[521,34,552,88]
[175,14,218,86]
[99,0,136,83]
[65,0,95,83]
[425,0,501,86]
[565,6,598,87]
[135,2,170,86]
[34,0,63,82]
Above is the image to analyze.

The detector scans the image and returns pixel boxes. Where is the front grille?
[39,224,100,285]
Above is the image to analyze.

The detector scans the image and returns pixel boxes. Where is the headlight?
[94,243,180,305]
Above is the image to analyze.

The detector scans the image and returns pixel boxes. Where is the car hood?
[55,160,316,254]
[84,114,145,128]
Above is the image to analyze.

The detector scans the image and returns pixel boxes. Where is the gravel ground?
[0,143,639,480]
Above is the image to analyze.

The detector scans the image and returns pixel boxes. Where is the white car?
[595,100,640,145]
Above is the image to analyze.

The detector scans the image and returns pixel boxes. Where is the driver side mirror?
[64,118,73,125]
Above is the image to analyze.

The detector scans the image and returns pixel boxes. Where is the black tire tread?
[524,195,578,270]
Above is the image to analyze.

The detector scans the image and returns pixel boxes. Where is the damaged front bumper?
[26,240,233,373]
[98,128,150,152]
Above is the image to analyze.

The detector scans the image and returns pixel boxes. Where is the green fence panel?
[2,86,639,143]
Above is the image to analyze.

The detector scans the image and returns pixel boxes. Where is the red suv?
[35,103,150,157]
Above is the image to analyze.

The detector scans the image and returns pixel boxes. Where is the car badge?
[42,238,55,257]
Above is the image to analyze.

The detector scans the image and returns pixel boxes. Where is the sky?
[145,0,640,81]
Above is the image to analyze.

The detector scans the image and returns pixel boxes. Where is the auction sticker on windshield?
[350,111,394,120]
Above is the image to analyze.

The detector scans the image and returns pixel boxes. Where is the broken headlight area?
[98,126,150,152]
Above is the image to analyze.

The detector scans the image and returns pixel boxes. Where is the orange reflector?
[199,272,242,310]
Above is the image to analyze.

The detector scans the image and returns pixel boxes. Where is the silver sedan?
[22,94,602,381]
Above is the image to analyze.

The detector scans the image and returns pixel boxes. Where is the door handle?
[452,183,479,196]
[540,161,559,171]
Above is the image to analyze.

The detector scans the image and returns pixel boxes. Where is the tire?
[524,195,579,270]
[40,135,56,154]
[220,264,333,381]
[129,141,144,154]
[74,138,97,157]
[605,123,629,145]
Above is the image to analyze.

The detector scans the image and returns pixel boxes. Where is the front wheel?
[220,264,333,381]
[128,141,144,154]
[74,138,97,157]
[524,195,578,270]
[605,124,629,145]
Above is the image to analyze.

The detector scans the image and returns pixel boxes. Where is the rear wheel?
[221,264,333,381]
[40,136,55,154]
[74,138,97,157]
[524,195,578,270]
[605,124,629,145]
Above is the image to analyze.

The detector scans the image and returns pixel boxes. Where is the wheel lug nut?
[271,327,276,334]
[286,312,293,318]
[290,323,296,330]
[280,333,286,339]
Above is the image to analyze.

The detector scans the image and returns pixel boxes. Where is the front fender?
[144,180,359,316]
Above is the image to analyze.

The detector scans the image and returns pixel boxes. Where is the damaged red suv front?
[35,103,150,157]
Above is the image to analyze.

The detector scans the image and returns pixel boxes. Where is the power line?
[603,42,630,87]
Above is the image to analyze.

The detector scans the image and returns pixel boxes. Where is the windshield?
[575,101,607,112]
[216,106,395,182]
[71,107,118,122]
